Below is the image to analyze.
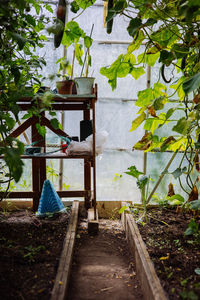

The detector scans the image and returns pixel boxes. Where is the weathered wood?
[121,211,168,300]
[0,191,86,199]
[51,200,79,300]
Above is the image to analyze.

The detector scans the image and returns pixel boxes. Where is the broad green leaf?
[131,67,145,80]
[183,72,200,94]
[70,1,80,13]
[137,52,160,67]
[172,117,190,135]
[127,30,145,54]
[135,88,154,107]
[151,26,179,47]
[168,194,185,202]
[75,0,96,9]
[153,96,166,110]
[100,55,123,80]
[129,112,146,131]
[144,113,166,133]
[159,50,175,66]
[124,53,136,65]
[137,175,148,189]
[35,124,46,137]
[127,18,142,37]
[168,138,187,151]
[125,165,143,179]
[146,53,160,67]
[171,167,187,179]
[50,118,60,130]
[117,62,130,77]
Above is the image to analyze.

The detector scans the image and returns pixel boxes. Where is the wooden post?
[84,103,91,209]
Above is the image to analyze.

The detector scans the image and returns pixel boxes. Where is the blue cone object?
[36,180,66,217]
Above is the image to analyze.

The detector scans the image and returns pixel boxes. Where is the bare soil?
[68,219,144,300]
[137,207,200,300]
[0,209,71,300]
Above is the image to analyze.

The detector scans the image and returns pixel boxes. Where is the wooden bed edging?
[51,200,79,300]
[122,211,168,300]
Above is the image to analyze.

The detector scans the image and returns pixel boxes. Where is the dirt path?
[68,219,144,300]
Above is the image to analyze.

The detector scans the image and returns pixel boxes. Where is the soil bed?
[68,219,144,300]
[0,208,71,300]
[136,207,200,300]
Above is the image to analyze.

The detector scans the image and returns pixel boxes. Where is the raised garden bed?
[0,201,79,300]
[122,206,200,300]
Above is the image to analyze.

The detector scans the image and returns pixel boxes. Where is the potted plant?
[56,51,75,94]
[74,24,95,95]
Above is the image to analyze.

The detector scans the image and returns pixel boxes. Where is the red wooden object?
[0,85,97,211]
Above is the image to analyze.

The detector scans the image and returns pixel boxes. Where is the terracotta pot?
[56,80,74,95]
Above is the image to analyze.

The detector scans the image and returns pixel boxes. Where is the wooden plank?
[122,212,168,300]
[51,200,79,300]
[41,116,70,138]
[18,104,88,111]
[17,153,92,159]
[9,116,37,139]
[0,191,38,198]
[57,191,86,197]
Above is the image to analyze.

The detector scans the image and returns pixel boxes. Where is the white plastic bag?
[67,131,108,156]
[86,130,108,155]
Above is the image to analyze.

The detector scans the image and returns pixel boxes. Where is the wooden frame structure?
[0,85,97,212]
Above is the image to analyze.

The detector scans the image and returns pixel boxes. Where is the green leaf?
[127,18,142,37]
[75,0,96,9]
[127,30,145,54]
[172,117,190,135]
[129,112,146,131]
[119,205,129,214]
[117,62,130,77]
[167,194,185,203]
[135,88,154,107]
[4,147,24,182]
[183,72,200,94]
[159,50,175,66]
[70,1,80,13]
[171,167,187,179]
[165,108,175,120]
[75,43,83,65]
[125,165,143,179]
[50,118,60,130]
[10,32,27,50]
[84,36,93,49]
[131,67,145,80]
[35,124,46,137]
[137,175,148,190]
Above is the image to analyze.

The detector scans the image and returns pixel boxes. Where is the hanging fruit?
[168,182,175,197]
[54,0,66,48]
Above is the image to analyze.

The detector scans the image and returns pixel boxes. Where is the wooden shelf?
[4,85,98,212]
[19,152,92,160]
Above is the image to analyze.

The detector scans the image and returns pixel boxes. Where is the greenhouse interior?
[0,1,200,300]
